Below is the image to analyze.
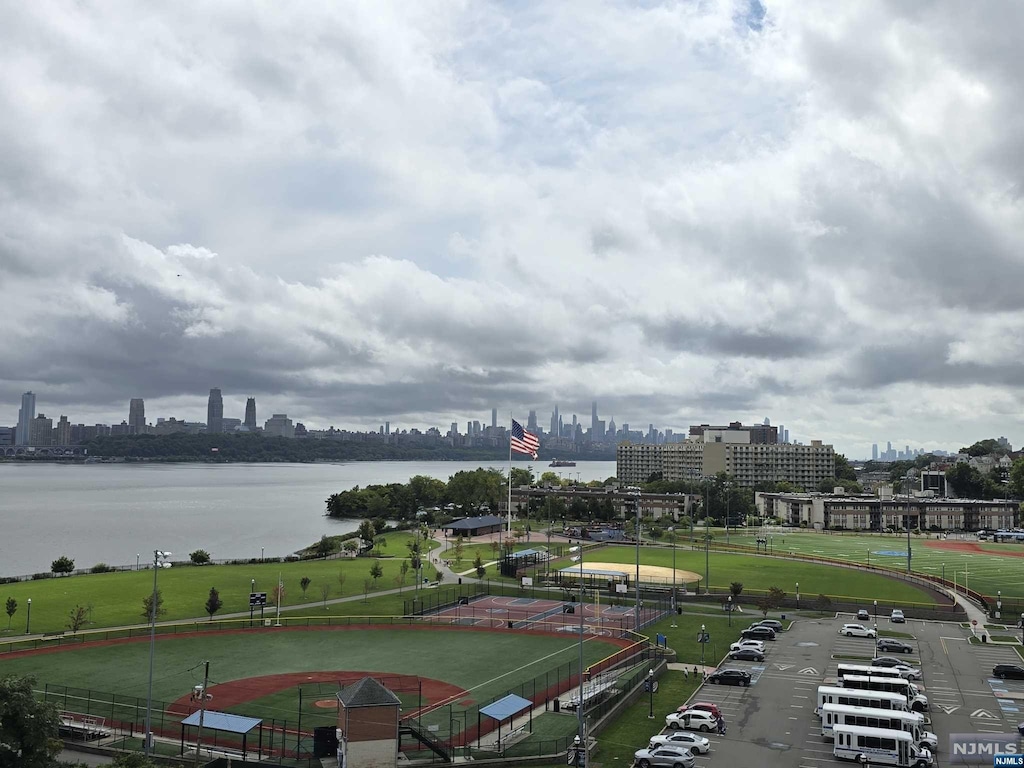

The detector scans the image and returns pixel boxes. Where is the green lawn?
[0,532,442,637]
[578,544,937,605]
[727,531,1024,601]
[4,627,621,742]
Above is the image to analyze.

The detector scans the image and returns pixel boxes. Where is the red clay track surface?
[171,671,465,716]
[923,540,1024,557]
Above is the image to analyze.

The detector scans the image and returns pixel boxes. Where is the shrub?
[90,563,113,574]
[51,556,75,576]
[31,572,52,581]
[189,549,211,565]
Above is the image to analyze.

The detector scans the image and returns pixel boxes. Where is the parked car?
[892,664,922,681]
[741,626,777,641]
[728,648,765,662]
[993,665,1024,680]
[856,609,870,621]
[729,639,766,653]
[708,669,752,686]
[891,609,906,623]
[674,702,722,719]
[876,638,914,654]
[666,710,718,732]
[754,619,784,632]
[634,745,696,768]
[839,623,877,638]
[648,733,711,754]
[872,656,912,668]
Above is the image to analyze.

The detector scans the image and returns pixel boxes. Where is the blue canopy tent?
[180,710,263,760]
[478,693,533,752]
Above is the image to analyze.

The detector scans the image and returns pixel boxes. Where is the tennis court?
[433,594,665,636]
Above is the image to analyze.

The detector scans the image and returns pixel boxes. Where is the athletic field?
[726,530,1024,603]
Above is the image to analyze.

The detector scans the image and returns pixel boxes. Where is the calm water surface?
[0,460,616,576]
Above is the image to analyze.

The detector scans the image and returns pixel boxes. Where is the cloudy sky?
[2,1,1023,459]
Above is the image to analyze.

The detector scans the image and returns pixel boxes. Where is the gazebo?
[478,693,533,753]
[179,710,263,759]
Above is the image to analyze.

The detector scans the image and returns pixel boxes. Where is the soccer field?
[727,531,1024,602]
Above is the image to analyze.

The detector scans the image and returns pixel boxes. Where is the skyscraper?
[491,408,497,429]
[129,398,145,434]
[207,388,224,434]
[591,400,598,436]
[527,410,538,433]
[56,415,71,446]
[872,443,879,460]
[16,391,35,445]
[244,397,257,429]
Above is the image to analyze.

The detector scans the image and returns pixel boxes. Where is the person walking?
[716,716,727,735]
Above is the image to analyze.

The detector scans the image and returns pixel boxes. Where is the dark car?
[876,638,914,654]
[708,669,752,687]
[993,665,1024,680]
[873,656,912,668]
[741,626,776,641]
[754,620,784,632]
[856,609,870,621]
[728,648,766,662]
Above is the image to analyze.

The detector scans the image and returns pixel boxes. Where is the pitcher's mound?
[314,699,338,709]
[581,561,701,583]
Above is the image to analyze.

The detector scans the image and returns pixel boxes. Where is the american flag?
[510,419,539,459]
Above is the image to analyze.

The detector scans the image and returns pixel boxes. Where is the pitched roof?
[444,515,503,530]
[337,677,402,708]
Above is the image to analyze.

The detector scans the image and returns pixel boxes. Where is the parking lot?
[642,613,1024,768]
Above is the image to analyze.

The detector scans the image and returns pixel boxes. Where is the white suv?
[839,623,877,638]
[665,709,717,732]
[729,638,766,653]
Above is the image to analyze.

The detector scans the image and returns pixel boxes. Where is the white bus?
[833,724,933,768]
[816,686,909,715]
[837,663,905,681]
[821,704,937,749]
[839,675,928,712]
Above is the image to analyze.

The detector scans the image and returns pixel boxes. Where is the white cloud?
[1,0,1023,457]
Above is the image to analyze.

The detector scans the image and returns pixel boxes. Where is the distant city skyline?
[0,388,973,459]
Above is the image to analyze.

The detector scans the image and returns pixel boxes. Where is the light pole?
[997,591,1001,620]
[704,516,710,595]
[25,598,31,634]
[136,553,140,571]
[670,531,678,628]
[145,550,172,757]
[795,582,799,608]
[700,623,707,668]
[727,595,732,626]
[261,547,264,563]
[647,669,655,719]
[942,562,945,584]
[633,494,642,631]
[873,600,877,630]
[575,544,586,767]
[905,476,912,574]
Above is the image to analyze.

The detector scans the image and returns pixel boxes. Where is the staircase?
[400,719,452,762]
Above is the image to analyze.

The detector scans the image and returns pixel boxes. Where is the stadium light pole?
[25,598,31,634]
[700,623,706,668]
[647,669,655,719]
[145,550,172,757]
[795,582,799,608]
[727,596,732,627]
[905,475,912,574]
[704,515,710,596]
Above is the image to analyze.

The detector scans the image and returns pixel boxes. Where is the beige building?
[755,490,1017,531]
[55,415,71,446]
[618,434,836,489]
[29,414,54,446]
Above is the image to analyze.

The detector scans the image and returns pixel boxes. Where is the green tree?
[434,567,444,583]
[357,519,376,543]
[946,463,988,498]
[343,539,359,554]
[539,471,562,486]
[320,583,331,609]
[729,582,743,598]
[399,560,410,589]
[1009,458,1024,499]
[314,535,334,558]
[337,569,347,595]
[960,438,1007,457]
[141,589,165,620]
[205,587,222,620]
[453,535,465,565]
[51,555,75,576]
[4,597,15,631]
[0,674,62,767]
[767,586,786,609]
[300,576,312,598]
[66,605,88,634]
[112,753,159,767]
[370,562,384,585]
[816,593,833,613]
[834,453,858,481]
[510,467,535,487]
[189,549,211,565]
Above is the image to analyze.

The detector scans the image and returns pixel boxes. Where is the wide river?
[0,460,616,577]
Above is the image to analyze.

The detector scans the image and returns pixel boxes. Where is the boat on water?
[549,458,577,467]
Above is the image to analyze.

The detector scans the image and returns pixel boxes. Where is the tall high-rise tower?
[491,408,497,429]
[207,388,224,434]
[16,391,36,445]
[244,397,257,429]
[129,398,145,434]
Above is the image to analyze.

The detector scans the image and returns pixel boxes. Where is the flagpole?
[507,411,513,535]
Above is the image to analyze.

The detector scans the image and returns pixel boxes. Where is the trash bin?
[781,614,787,620]
[553,698,560,713]
[982,635,988,643]
[458,577,462,585]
